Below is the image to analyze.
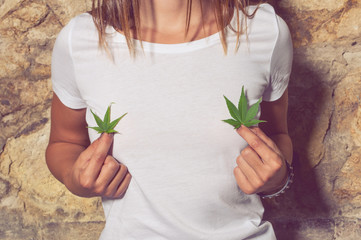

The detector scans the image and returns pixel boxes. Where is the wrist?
[258,160,294,199]
[261,168,288,194]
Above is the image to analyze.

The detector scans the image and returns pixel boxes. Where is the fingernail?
[101,133,113,138]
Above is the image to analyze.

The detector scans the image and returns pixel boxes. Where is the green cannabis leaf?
[87,103,127,134]
[223,86,266,128]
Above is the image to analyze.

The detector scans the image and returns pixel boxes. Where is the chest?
[73,47,269,157]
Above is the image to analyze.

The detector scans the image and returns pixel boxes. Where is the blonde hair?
[91,0,262,56]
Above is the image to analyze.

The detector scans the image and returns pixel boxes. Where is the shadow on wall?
[260,3,335,239]
[263,61,333,239]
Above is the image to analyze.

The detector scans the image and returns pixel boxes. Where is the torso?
[51,3,290,239]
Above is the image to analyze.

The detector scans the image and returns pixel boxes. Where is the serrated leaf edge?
[88,104,126,134]
[245,97,262,122]
[223,86,267,129]
[224,95,242,122]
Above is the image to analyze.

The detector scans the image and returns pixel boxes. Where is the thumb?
[236,125,255,139]
[94,133,114,158]
[84,133,114,179]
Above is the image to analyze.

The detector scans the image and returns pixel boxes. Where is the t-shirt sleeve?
[51,18,87,109]
[262,15,293,102]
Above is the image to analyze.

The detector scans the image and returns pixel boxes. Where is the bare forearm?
[45,142,85,185]
[269,133,293,164]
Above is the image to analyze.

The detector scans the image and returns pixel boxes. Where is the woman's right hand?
[46,94,131,199]
[67,133,132,199]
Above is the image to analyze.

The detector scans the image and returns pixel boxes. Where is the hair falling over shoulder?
[90,0,264,56]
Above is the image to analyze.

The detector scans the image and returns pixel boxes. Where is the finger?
[249,127,280,153]
[77,137,101,163]
[236,155,264,191]
[113,173,132,198]
[85,133,114,180]
[102,163,128,197]
[237,125,277,164]
[241,146,265,167]
[95,156,121,193]
[233,167,255,195]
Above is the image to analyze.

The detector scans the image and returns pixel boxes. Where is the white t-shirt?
[51,3,292,240]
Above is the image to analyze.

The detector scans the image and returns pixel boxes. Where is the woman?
[46,0,293,239]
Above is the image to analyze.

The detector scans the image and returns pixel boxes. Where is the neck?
[138,0,215,34]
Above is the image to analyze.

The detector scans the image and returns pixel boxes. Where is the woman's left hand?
[234,125,288,195]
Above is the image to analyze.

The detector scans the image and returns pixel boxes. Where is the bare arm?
[259,88,293,165]
[46,94,90,184]
[46,94,131,198]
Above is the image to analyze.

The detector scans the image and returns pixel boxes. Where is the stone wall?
[0,0,360,239]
